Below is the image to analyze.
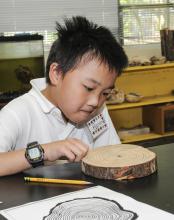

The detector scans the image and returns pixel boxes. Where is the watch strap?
[32,160,44,168]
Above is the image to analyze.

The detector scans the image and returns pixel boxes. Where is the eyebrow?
[86,78,100,86]
[106,85,115,90]
[86,78,115,90]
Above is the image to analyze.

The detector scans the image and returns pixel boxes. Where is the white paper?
[0,186,173,220]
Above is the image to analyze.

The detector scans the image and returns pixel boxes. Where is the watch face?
[28,147,41,159]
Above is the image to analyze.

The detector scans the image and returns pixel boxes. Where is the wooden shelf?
[107,94,174,110]
[121,131,174,143]
[107,63,174,144]
[124,62,174,73]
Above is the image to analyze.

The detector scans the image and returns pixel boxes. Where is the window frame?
[118,1,174,45]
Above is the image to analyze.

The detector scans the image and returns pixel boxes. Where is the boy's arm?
[0,149,30,176]
[0,104,89,176]
[0,138,89,176]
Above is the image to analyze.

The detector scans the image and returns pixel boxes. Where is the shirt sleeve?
[93,105,121,148]
[0,105,21,152]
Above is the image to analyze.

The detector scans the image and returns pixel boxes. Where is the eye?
[103,92,110,97]
[102,89,113,98]
[84,85,94,92]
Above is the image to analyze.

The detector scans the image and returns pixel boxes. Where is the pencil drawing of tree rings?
[81,144,157,180]
[43,197,138,220]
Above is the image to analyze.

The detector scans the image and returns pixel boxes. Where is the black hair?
[46,16,128,83]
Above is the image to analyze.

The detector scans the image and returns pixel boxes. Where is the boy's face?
[54,58,117,124]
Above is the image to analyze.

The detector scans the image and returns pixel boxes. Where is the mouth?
[73,109,97,125]
[80,110,92,116]
[80,109,98,121]
[80,109,95,114]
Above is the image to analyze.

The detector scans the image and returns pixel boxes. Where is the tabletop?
[0,143,174,219]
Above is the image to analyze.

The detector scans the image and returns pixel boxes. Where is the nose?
[87,92,102,108]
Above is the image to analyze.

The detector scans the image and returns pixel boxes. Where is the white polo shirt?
[0,78,120,152]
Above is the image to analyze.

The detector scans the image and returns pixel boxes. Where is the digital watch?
[25,141,44,168]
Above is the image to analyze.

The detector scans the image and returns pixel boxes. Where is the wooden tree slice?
[81,144,157,180]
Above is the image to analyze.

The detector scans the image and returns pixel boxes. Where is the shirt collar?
[29,78,71,125]
[29,77,56,114]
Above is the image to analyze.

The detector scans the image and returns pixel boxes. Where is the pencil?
[24,177,92,185]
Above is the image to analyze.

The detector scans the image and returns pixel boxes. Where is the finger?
[69,139,89,156]
[61,148,76,162]
[67,140,89,161]
[66,144,84,162]
[62,142,84,162]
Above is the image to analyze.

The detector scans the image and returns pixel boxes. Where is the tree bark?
[81,144,157,180]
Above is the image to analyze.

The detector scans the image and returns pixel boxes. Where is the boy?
[0,16,128,176]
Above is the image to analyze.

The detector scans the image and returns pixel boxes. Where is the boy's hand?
[42,138,89,162]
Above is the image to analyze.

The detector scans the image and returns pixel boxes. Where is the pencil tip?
[87,182,93,185]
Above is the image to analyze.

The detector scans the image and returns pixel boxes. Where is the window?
[0,0,119,51]
[119,0,174,45]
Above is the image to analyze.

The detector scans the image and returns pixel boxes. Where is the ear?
[49,62,63,86]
